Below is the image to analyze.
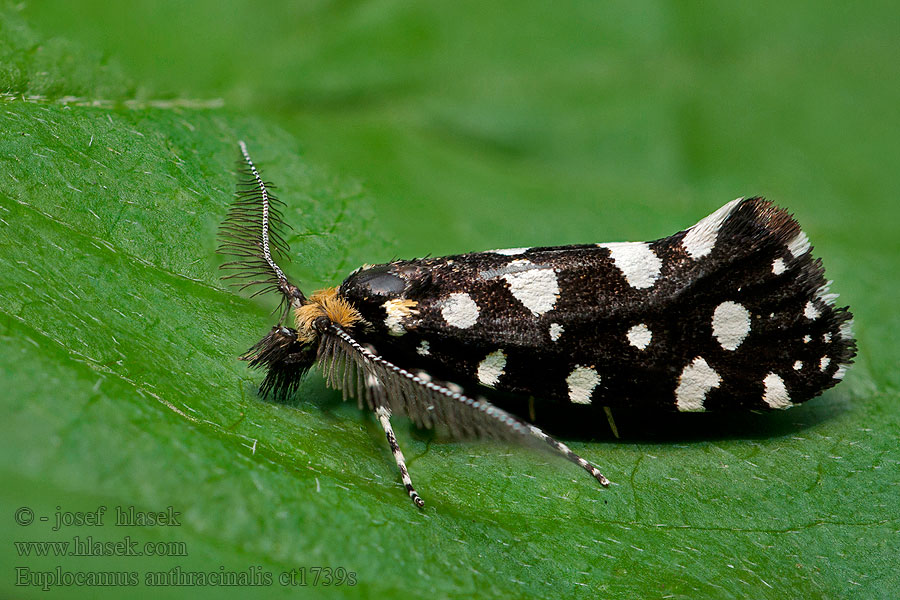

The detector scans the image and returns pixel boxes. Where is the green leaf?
[3,2,899,599]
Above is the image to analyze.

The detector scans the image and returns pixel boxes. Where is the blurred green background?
[1,1,897,598]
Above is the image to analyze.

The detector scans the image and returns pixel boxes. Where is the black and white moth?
[219,142,856,508]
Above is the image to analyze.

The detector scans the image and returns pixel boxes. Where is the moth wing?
[633,197,856,411]
[347,198,855,412]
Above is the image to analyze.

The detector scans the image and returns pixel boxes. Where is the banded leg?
[526,423,610,486]
[324,326,611,495]
[375,406,425,508]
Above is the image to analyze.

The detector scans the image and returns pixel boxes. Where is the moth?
[219,142,856,508]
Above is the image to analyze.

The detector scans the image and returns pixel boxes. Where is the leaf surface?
[3,3,898,598]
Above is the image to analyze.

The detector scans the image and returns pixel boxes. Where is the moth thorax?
[293,287,362,341]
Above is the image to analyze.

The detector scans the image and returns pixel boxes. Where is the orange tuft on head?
[293,287,363,341]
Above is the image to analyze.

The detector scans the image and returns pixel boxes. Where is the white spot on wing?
[490,247,528,256]
[787,231,810,257]
[477,350,506,388]
[803,335,811,344]
[839,319,854,340]
[441,292,479,329]
[567,366,600,405]
[793,360,803,371]
[382,299,417,336]
[712,301,751,351]
[549,322,564,341]
[816,280,838,306]
[772,258,786,275]
[500,260,559,316]
[833,365,848,379]
[681,198,742,260]
[598,242,662,289]
[823,333,832,343]
[626,323,652,350]
[675,357,721,412]
[417,340,431,356]
[763,373,792,409]
[804,301,821,320]
[820,292,840,306]
[819,356,831,371]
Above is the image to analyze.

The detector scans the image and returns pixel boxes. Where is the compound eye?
[350,265,406,296]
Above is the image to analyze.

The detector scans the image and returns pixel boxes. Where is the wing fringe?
[319,325,536,442]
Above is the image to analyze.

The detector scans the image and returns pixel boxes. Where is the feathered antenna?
[218,141,305,321]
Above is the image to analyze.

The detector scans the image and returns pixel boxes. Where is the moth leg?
[324,325,611,493]
[375,405,425,508]
[525,423,610,487]
[603,406,620,439]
